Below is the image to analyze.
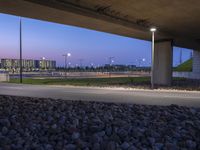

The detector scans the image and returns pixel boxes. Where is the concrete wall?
[0,73,10,82]
[193,50,200,74]
[153,40,173,86]
[173,72,200,79]
[173,50,200,80]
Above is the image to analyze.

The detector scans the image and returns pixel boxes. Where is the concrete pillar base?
[152,40,173,86]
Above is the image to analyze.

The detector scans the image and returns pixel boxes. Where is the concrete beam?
[152,40,173,86]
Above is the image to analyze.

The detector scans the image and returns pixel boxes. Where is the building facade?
[0,58,56,72]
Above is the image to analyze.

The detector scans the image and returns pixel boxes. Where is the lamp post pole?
[65,55,67,78]
[150,27,156,89]
[19,18,23,83]
[108,57,114,78]
[63,53,71,78]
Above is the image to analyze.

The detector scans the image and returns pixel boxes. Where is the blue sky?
[0,13,192,67]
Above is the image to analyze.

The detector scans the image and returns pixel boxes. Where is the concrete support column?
[193,50,200,74]
[152,40,173,86]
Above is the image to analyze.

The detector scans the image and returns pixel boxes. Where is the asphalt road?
[0,83,200,107]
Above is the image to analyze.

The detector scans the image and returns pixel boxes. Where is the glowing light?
[150,27,157,32]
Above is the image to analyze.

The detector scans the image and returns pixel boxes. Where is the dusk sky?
[0,13,192,67]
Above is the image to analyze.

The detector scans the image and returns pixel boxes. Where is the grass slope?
[174,59,192,72]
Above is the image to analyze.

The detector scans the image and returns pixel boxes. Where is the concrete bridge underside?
[1,0,200,85]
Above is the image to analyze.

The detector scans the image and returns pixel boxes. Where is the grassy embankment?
[174,59,192,72]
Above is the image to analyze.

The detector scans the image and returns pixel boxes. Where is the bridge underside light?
[150,27,157,32]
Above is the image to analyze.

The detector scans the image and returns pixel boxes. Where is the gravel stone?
[65,144,76,150]
[118,128,128,138]
[128,145,137,150]
[106,141,116,150]
[0,95,200,149]
[121,142,130,149]
[154,143,164,150]
[186,140,197,149]
[72,132,80,140]
[1,127,8,135]
[148,137,155,145]
[93,143,100,150]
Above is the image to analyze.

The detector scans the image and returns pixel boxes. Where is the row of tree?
[56,64,151,72]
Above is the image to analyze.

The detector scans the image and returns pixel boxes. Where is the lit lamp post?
[142,58,146,68]
[41,57,46,70]
[62,53,71,78]
[91,62,94,67]
[19,18,23,83]
[108,57,114,78]
[68,62,71,67]
[150,27,157,89]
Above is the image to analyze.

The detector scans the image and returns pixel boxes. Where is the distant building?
[0,58,56,72]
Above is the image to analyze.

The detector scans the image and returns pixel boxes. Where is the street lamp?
[90,62,94,68]
[62,53,71,78]
[68,62,71,66]
[150,27,157,89]
[41,57,46,70]
[108,57,114,78]
[67,53,71,57]
[19,18,23,83]
[108,57,114,66]
[142,58,146,67]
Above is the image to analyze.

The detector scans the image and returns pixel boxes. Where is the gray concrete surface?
[0,0,200,49]
[193,50,200,74]
[0,83,200,107]
[173,72,200,79]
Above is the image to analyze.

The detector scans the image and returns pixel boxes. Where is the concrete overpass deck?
[0,0,200,49]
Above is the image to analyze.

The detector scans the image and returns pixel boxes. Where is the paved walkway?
[0,83,200,107]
